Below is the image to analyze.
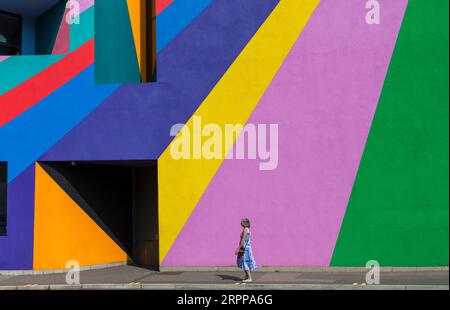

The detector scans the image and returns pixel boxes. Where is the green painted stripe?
[331,0,449,267]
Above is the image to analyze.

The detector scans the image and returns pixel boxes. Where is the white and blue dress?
[237,229,257,271]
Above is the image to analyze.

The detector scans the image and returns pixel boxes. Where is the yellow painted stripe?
[158,0,320,262]
[126,0,144,75]
[33,164,127,270]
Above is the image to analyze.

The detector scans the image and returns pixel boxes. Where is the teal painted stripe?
[0,55,65,95]
[94,0,140,84]
[71,6,95,51]
[0,7,93,95]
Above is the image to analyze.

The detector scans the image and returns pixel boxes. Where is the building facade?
[0,0,448,271]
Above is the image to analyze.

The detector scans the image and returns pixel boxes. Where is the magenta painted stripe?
[162,0,408,267]
[0,56,10,63]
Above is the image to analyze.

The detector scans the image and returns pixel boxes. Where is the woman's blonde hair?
[241,218,251,228]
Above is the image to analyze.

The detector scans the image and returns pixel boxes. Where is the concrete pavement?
[0,265,448,290]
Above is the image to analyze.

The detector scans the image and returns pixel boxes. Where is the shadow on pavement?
[216,274,243,282]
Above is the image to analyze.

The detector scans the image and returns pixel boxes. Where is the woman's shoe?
[241,279,253,283]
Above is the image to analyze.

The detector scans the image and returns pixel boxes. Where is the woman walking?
[235,218,257,283]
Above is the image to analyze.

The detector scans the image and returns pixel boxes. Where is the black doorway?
[39,160,159,270]
[133,165,159,269]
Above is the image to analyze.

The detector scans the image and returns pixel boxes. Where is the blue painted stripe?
[157,0,213,52]
[0,66,119,182]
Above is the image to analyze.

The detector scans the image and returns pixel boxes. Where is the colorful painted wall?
[0,0,448,270]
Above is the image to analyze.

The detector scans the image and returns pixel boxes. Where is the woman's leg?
[245,270,252,281]
[243,269,248,280]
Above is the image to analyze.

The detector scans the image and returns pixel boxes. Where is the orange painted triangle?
[33,164,127,270]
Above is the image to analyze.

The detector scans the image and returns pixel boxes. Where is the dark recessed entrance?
[39,160,159,270]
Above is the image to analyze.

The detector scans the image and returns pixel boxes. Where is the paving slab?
[0,265,447,290]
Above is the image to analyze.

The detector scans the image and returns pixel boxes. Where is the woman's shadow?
[216,274,242,282]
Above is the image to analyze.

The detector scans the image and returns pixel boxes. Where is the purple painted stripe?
[162,0,408,266]
[0,56,10,63]
[0,165,35,270]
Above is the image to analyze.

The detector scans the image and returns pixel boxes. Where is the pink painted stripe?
[52,8,70,54]
[162,0,408,267]
[0,56,10,63]
[78,0,94,13]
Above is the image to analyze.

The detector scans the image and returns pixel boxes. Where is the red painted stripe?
[156,0,174,15]
[0,39,94,126]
